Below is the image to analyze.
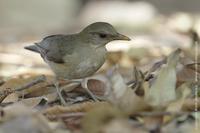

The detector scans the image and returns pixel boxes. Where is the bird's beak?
[114,33,131,41]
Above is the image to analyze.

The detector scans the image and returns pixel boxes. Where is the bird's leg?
[54,81,67,106]
[70,78,99,102]
[60,78,100,101]
[81,78,99,102]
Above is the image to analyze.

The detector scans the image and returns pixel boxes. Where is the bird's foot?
[54,81,67,106]
[81,78,99,102]
[69,78,102,102]
[60,78,105,102]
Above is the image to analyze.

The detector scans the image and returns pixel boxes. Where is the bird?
[25,22,130,103]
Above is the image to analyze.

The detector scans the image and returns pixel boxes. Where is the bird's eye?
[99,33,107,38]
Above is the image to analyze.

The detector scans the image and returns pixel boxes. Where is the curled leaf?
[145,49,181,107]
[107,68,149,114]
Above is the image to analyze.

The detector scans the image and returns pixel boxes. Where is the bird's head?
[80,22,131,47]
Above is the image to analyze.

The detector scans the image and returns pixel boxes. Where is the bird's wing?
[25,35,75,64]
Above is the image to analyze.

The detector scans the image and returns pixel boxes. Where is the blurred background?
[0,0,199,77]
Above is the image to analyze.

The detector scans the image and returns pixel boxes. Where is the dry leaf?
[131,66,145,96]
[0,104,33,122]
[1,93,19,103]
[182,98,200,111]
[18,97,47,108]
[82,104,124,133]
[145,49,181,107]
[44,92,58,103]
[43,102,109,116]
[183,47,200,63]
[0,88,14,102]
[162,113,197,133]
[186,63,200,73]
[107,68,149,114]
[0,113,52,133]
[19,76,55,98]
[164,83,191,123]
[143,116,162,132]
[102,119,148,133]
[167,83,191,112]
[78,75,110,97]
[0,75,46,91]
[0,77,34,91]
[177,63,200,84]
[0,75,52,98]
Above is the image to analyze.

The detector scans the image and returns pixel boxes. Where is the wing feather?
[25,34,75,64]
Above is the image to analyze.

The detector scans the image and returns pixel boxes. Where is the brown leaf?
[143,116,162,132]
[0,112,52,133]
[61,112,83,132]
[1,93,19,103]
[0,77,35,92]
[0,88,14,103]
[43,101,109,117]
[82,104,124,133]
[177,63,200,84]
[0,75,53,98]
[74,75,109,97]
[87,79,106,96]
[182,98,200,111]
[102,119,148,133]
[18,97,47,108]
[0,104,33,122]
[132,66,145,96]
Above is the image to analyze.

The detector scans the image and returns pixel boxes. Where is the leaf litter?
[0,27,199,133]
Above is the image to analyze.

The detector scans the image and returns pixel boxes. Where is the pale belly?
[46,47,106,79]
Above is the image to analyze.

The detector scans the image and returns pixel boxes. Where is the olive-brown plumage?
[25,22,130,79]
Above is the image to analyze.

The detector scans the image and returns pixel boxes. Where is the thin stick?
[46,112,85,120]
[133,111,192,117]
[15,75,46,91]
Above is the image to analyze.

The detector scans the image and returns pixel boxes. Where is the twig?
[15,75,46,91]
[46,112,85,120]
[133,111,192,117]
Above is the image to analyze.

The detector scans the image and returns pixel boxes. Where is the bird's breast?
[73,47,107,78]
[48,47,107,79]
